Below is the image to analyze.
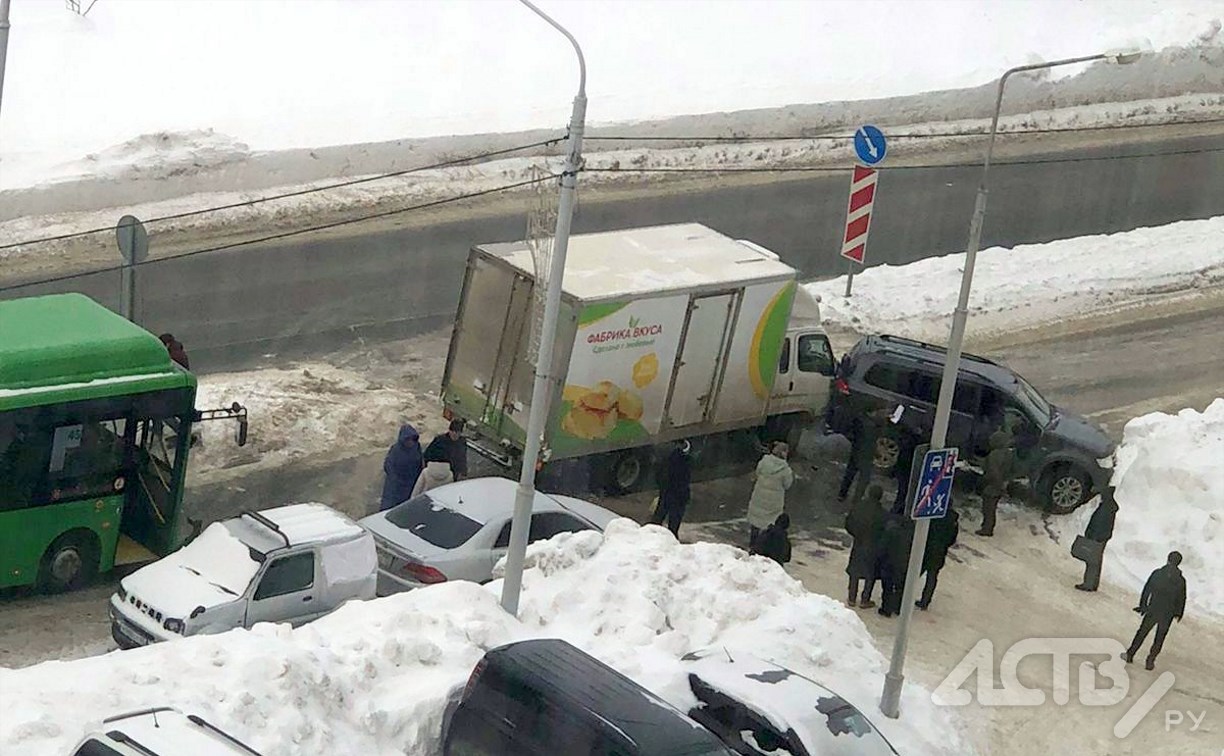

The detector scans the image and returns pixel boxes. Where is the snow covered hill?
[0,521,975,755]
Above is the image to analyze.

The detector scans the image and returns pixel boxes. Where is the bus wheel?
[38,531,99,593]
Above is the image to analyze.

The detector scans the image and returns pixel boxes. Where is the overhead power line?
[0,173,560,293]
[0,136,565,253]
[585,115,1224,143]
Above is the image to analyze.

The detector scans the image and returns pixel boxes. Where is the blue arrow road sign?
[853,124,887,166]
[911,447,958,520]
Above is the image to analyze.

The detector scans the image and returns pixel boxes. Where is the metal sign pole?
[115,215,149,323]
[844,263,855,297]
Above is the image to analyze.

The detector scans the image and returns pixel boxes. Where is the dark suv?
[828,334,1115,513]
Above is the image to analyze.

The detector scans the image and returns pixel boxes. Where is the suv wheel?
[1043,465,1091,514]
[873,436,899,471]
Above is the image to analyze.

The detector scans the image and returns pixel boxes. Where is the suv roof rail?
[875,333,999,367]
[186,714,263,755]
[240,510,292,549]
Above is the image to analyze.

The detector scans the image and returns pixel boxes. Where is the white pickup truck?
[109,503,376,647]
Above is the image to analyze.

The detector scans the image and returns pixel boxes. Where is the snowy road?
[5,128,1223,372]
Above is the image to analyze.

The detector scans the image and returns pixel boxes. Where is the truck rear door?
[667,294,736,428]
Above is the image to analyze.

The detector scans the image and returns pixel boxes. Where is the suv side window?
[863,363,903,394]
[903,370,941,404]
[953,380,981,414]
[797,334,834,375]
[254,551,315,600]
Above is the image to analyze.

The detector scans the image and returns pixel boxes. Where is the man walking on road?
[1126,551,1187,670]
[976,429,1015,537]
[1074,489,1119,592]
[650,440,692,538]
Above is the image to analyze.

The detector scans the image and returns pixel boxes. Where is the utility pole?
[0,0,12,123]
[879,50,1140,719]
[500,0,586,615]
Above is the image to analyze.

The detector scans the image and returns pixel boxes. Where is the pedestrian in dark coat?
[751,513,792,566]
[845,484,886,608]
[158,333,190,370]
[1126,551,1187,670]
[877,513,914,617]
[917,507,960,609]
[379,424,424,511]
[976,429,1015,536]
[1075,489,1119,591]
[649,440,692,537]
[838,411,884,504]
[425,419,469,481]
[891,427,923,514]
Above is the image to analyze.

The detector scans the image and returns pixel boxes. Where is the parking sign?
[912,447,958,519]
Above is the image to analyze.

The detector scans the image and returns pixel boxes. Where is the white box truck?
[441,223,836,492]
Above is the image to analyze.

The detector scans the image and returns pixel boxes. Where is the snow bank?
[807,215,1224,341]
[0,521,975,755]
[1058,399,1224,618]
[190,364,442,476]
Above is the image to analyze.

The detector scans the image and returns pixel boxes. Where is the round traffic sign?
[116,215,149,264]
[853,125,888,166]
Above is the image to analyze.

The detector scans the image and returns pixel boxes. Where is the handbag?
[1071,535,1103,562]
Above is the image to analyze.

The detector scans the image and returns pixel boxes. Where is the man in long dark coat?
[1125,551,1187,671]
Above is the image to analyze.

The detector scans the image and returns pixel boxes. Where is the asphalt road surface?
[6,132,1223,372]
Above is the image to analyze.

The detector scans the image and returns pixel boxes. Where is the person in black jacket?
[838,410,886,504]
[845,484,886,608]
[1125,551,1187,670]
[891,426,923,514]
[650,440,692,537]
[751,513,792,566]
[917,507,960,610]
[877,512,914,617]
[1075,489,1119,592]
[424,419,469,481]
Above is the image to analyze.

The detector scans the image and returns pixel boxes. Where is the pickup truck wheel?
[1043,465,1091,515]
[38,531,99,593]
[609,450,647,495]
[873,436,899,471]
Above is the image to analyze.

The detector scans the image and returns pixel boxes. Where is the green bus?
[0,293,246,592]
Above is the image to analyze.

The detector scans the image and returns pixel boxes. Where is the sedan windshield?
[385,495,483,549]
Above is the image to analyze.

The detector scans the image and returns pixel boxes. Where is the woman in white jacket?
[412,444,455,497]
[747,441,795,548]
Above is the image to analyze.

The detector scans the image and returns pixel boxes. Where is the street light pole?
[501,0,586,616]
[0,0,12,122]
[879,51,1139,719]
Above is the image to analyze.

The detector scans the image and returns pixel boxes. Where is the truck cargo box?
[442,223,800,465]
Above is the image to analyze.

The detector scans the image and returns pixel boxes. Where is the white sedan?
[359,477,619,595]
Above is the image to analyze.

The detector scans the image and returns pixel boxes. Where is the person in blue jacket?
[380,424,423,511]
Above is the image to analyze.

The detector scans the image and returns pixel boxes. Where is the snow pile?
[0,521,975,755]
[191,364,442,476]
[52,130,252,184]
[807,215,1224,341]
[1058,399,1224,618]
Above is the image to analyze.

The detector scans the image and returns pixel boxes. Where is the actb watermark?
[932,638,1203,738]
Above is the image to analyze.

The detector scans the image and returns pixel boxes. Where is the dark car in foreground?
[828,334,1115,513]
[443,638,733,755]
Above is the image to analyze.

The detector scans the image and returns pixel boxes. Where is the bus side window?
[45,419,129,502]
[0,418,49,510]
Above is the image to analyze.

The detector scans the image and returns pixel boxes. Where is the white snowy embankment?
[189,364,441,476]
[807,215,1224,342]
[0,521,975,756]
[1056,399,1224,619]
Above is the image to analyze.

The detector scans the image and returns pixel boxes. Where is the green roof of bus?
[0,294,195,405]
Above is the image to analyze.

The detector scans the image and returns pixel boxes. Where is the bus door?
[124,414,191,559]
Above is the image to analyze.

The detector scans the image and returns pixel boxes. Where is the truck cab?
[109,503,375,648]
[768,290,836,420]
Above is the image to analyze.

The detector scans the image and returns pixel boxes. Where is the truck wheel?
[1043,465,1091,515]
[38,531,99,593]
[608,450,648,495]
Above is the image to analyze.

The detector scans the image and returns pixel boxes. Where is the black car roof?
[860,334,1020,388]
[482,639,728,755]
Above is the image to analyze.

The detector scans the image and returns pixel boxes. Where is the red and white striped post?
[841,164,878,297]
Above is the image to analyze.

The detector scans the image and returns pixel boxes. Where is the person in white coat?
[412,443,455,497]
[747,441,795,548]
